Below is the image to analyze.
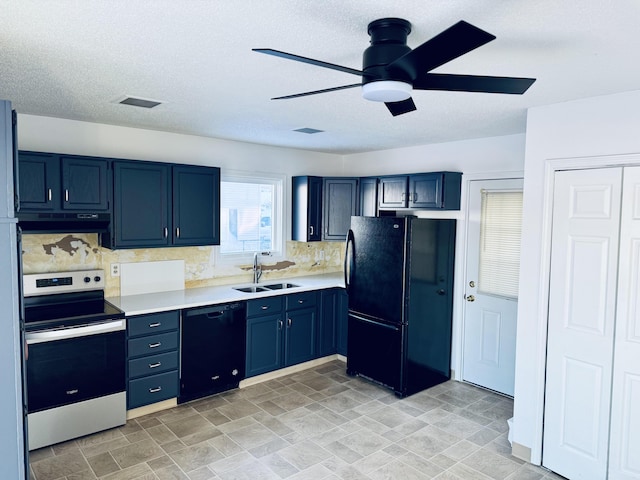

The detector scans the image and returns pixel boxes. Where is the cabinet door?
[285,307,316,366]
[408,173,441,209]
[292,176,323,241]
[172,165,220,246]
[61,156,109,210]
[323,178,358,241]
[378,176,408,208]
[319,289,338,357]
[336,289,348,356]
[17,152,59,211]
[246,313,283,377]
[359,177,378,216]
[113,161,170,248]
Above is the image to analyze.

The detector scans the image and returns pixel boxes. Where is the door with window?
[462,178,523,396]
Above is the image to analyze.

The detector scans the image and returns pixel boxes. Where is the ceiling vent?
[294,127,324,134]
[117,96,163,109]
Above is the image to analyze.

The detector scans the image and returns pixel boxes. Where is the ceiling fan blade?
[385,98,417,116]
[387,21,496,79]
[253,48,366,77]
[271,83,362,100]
[414,73,536,94]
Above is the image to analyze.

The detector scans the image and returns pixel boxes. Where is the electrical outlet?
[111,263,120,277]
[319,250,325,260]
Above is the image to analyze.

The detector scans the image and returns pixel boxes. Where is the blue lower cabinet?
[319,288,348,357]
[126,311,180,410]
[245,292,318,378]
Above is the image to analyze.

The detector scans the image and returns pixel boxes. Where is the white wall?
[513,89,640,463]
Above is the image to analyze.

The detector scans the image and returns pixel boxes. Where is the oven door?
[25,320,125,413]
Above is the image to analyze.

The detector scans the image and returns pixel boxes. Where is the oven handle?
[25,319,126,345]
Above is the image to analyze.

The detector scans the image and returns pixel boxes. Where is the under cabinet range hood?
[16,212,111,233]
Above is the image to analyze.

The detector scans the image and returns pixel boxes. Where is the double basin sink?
[233,282,299,294]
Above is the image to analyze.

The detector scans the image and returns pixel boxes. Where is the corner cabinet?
[17,151,109,212]
[292,176,323,241]
[378,172,461,210]
[107,161,220,249]
[322,178,358,241]
[318,288,348,357]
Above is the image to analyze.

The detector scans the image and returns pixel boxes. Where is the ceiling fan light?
[362,81,412,102]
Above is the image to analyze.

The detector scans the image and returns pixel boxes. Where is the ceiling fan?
[253,18,536,116]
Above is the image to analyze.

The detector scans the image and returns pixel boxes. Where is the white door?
[462,178,522,396]
[608,166,640,480]
[543,167,622,480]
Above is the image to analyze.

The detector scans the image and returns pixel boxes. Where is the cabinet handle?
[176,227,180,238]
[261,305,269,310]
[47,188,52,201]
[413,192,417,202]
[278,320,283,330]
[401,192,406,202]
[211,375,220,381]
[298,299,304,304]
[149,322,161,328]
[164,227,168,238]
[149,342,162,348]
[64,189,69,202]
[149,362,162,369]
[309,226,314,236]
[287,318,292,327]
[149,387,162,393]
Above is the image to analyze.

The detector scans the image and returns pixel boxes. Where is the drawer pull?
[149,342,162,348]
[298,300,304,304]
[211,375,220,380]
[149,387,162,393]
[149,322,162,328]
[261,305,269,310]
[149,362,162,368]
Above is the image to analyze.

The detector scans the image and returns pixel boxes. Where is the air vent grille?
[294,127,324,134]
[118,97,162,109]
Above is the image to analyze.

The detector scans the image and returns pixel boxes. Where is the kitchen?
[2,2,640,479]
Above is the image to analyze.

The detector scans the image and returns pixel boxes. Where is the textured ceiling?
[2,1,640,154]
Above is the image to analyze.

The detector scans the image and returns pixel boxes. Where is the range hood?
[17,212,111,233]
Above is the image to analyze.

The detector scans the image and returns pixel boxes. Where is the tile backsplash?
[21,234,344,298]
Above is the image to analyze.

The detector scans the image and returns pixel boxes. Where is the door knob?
[466,295,475,302]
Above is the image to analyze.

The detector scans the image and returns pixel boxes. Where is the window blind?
[478,190,523,298]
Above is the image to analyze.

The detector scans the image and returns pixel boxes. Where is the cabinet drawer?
[128,331,179,358]
[247,296,283,317]
[128,351,179,379]
[128,371,179,409]
[286,291,317,310]
[127,311,179,337]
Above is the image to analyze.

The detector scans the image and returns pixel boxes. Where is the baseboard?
[126,398,177,420]
[239,355,343,388]
[511,441,532,463]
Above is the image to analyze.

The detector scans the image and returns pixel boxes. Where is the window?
[478,190,523,298]
[219,172,284,259]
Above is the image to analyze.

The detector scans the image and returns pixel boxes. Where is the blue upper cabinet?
[322,178,358,241]
[379,172,461,210]
[292,176,323,242]
[17,151,109,212]
[110,161,220,249]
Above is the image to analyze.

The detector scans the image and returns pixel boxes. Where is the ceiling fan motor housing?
[363,18,413,85]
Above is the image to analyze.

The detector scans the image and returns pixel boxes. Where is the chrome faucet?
[253,252,262,284]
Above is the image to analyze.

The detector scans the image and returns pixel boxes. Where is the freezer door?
[347,217,406,324]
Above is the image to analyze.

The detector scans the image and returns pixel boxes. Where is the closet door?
[543,167,622,480]
[608,166,640,480]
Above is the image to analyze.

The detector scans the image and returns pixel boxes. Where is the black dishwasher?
[179,302,246,403]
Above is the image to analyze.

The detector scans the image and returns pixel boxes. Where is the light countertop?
[107,272,345,316]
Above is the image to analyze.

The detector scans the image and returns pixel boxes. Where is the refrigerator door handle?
[344,229,354,294]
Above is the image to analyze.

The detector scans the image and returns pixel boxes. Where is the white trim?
[530,152,640,464]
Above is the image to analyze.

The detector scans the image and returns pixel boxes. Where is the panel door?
[409,173,441,208]
[308,176,323,241]
[608,166,640,480]
[318,289,338,357]
[17,152,59,211]
[172,165,220,246]
[378,176,408,208]
[359,177,378,216]
[323,178,357,241]
[462,179,522,396]
[284,307,316,367]
[245,313,282,377]
[113,161,170,248]
[61,156,109,210]
[543,167,622,480]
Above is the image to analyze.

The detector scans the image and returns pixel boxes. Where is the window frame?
[216,170,286,265]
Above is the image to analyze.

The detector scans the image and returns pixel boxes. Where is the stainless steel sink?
[233,285,270,293]
[263,283,300,290]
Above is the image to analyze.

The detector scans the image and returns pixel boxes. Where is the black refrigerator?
[344,216,456,397]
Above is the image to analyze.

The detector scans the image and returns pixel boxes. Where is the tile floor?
[29,360,564,480]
